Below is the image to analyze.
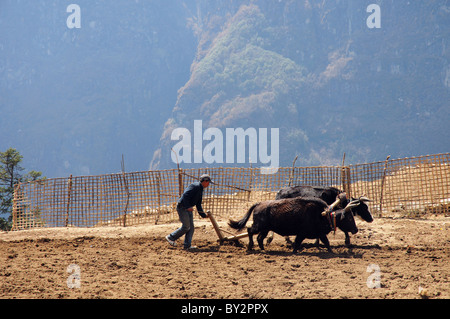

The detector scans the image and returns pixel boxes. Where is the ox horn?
[359,196,372,202]
[344,199,360,212]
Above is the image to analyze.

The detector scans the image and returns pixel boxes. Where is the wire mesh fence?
[11,153,450,230]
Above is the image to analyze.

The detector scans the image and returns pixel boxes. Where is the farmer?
[165,174,212,250]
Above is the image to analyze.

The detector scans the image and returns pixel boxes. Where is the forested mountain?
[150,0,450,170]
[1,1,449,177]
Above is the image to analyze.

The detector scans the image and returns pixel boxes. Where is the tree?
[0,148,45,231]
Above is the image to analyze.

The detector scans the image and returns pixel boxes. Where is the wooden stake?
[65,175,73,227]
[379,155,391,217]
[288,155,298,186]
[121,155,130,227]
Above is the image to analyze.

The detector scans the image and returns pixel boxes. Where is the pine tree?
[0,148,44,230]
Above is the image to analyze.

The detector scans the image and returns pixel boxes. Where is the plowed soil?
[1,216,448,299]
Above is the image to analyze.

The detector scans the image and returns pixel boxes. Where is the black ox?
[273,186,373,246]
[275,186,348,207]
[228,197,363,253]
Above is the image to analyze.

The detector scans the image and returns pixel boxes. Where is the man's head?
[199,174,212,188]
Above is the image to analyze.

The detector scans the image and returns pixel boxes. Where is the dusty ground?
[0,216,449,299]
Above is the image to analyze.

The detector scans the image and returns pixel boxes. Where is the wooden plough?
[206,211,248,244]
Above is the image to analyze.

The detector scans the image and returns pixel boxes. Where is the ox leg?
[257,230,269,250]
[285,236,294,247]
[314,238,320,248]
[344,232,351,247]
[319,235,333,253]
[293,236,305,254]
[247,227,255,251]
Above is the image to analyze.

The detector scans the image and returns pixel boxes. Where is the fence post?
[99,176,104,225]
[379,155,391,217]
[65,175,73,227]
[120,156,131,227]
[178,168,183,197]
[288,155,299,187]
[342,167,352,197]
[11,183,20,231]
[247,167,254,202]
[122,174,130,227]
[156,171,161,224]
[341,153,352,197]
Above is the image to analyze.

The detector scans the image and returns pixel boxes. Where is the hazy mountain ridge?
[1,0,197,176]
[1,0,449,177]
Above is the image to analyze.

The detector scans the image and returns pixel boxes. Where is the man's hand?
[198,211,207,218]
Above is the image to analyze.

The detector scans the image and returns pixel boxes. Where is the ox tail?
[228,203,259,231]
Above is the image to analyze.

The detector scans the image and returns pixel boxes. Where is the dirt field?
[1,216,448,299]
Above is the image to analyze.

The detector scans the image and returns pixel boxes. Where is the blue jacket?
[178,182,204,213]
